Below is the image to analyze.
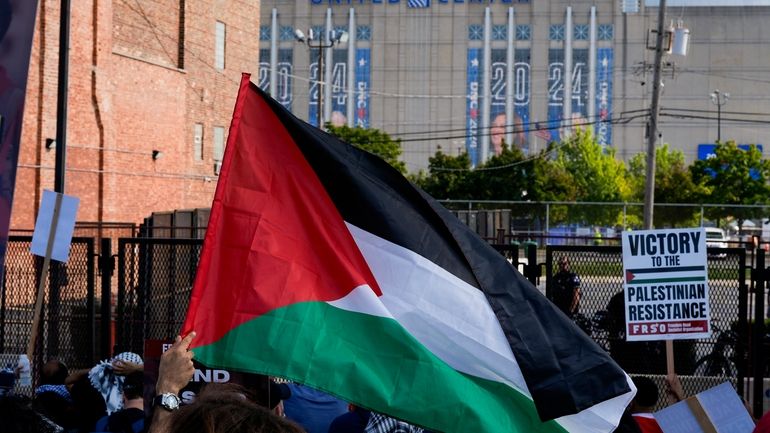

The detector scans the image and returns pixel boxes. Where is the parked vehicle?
[705,227,728,258]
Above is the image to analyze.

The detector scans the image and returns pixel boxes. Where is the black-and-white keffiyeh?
[88,352,143,414]
[365,413,427,433]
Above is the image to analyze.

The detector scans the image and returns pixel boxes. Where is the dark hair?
[40,360,68,385]
[167,384,304,433]
[632,376,659,408]
[123,371,144,400]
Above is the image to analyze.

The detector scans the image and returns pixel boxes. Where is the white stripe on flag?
[329,222,635,433]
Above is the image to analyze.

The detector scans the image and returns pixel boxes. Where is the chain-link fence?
[0,236,97,393]
[544,245,748,402]
[443,200,770,249]
[116,238,202,355]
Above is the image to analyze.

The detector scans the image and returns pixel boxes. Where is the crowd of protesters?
[3,330,769,433]
[0,332,432,433]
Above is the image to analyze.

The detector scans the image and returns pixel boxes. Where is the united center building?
[258,0,770,171]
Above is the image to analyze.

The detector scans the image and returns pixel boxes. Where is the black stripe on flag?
[254,86,630,421]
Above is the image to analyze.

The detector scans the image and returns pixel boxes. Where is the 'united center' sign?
[621,228,711,341]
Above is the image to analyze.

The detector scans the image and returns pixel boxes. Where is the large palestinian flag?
[182,74,634,433]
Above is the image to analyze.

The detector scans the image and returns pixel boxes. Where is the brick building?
[12,0,261,230]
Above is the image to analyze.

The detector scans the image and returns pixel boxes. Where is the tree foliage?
[417,149,474,200]
[552,128,630,226]
[326,124,406,174]
[472,144,529,201]
[628,144,704,228]
[690,141,770,231]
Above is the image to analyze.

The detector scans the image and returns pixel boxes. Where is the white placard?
[622,228,711,341]
[655,382,754,433]
[30,190,80,263]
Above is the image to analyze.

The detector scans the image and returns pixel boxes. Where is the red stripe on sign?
[627,320,709,336]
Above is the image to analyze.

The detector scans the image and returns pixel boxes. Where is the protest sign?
[143,339,280,411]
[622,228,711,341]
[31,190,80,262]
[654,382,754,433]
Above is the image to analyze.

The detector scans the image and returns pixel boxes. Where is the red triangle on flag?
[626,270,635,283]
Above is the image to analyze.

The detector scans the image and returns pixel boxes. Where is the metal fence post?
[753,248,766,418]
[524,242,538,285]
[86,239,96,364]
[100,238,113,359]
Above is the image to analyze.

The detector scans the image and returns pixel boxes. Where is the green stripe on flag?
[627,276,706,285]
[193,302,568,433]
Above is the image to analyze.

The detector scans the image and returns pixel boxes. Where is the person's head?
[490,113,507,155]
[40,360,68,386]
[631,376,659,412]
[122,371,143,402]
[167,384,304,433]
[558,256,570,272]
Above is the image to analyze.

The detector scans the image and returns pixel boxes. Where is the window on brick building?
[215,21,226,70]
[213,126,225,161]
[194,123,204,161]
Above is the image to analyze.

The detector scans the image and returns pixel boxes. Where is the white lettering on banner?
[181,390,196,404]
[597,81,609,138]
[193,368,231,383]
[514,62,530,106]
[469,81,479,149]
[356,81,367,127]
[548,63,563,106]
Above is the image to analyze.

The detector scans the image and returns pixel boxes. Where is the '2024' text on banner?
[621,228,711,341]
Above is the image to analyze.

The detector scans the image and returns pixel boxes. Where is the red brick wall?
[13,0,261,230]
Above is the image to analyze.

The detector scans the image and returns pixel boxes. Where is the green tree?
[416,148,474,200]
[628,144,704,228]
[473,143,529,200]
[690,141,770,233]
[554,128,631,226]
[326,124,406,174]
[529,144,577,226]
[530,144,577,203]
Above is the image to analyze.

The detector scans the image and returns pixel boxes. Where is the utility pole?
[643,0,666,231]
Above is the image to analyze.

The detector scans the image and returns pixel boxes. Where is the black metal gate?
[0,236,98,383]
[115,238,202,356]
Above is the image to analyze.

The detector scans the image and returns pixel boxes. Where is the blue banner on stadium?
[308,50,322,127]
[355,48,371,127]
[514,49,531,155]
[547,49,564,143]
[466,48,481,166]
[595,47,613,147]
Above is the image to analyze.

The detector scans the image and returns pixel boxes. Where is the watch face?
[161,393,181,410]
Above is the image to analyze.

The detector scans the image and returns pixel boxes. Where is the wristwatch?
[153,392,181,411]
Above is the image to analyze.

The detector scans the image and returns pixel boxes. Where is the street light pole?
[710,89,729,143]
[295,28,348,129]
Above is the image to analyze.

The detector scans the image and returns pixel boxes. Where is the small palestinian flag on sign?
[182,74,634,433]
